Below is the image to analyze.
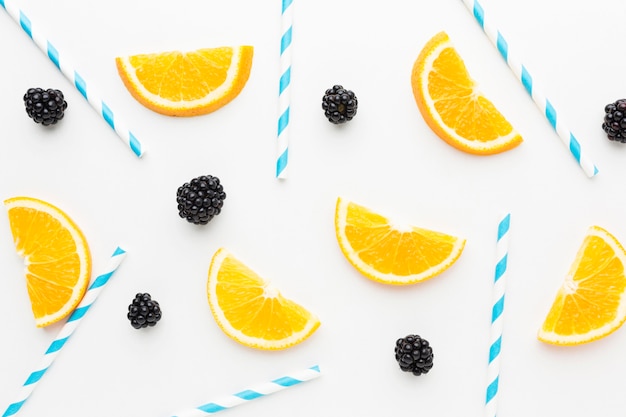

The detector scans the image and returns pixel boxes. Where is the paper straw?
[276,0,293,178]
[485,214,510,417]
[171,365,321,417]
[2,246,127,417]
[460,0,598,178]
[0,0,144,158]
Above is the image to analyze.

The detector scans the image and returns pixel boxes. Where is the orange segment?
[4,197,91,327]
[538,226,626,345]
[411,31,522,155]
[335,197,465,285]
[116,45,253,116]
[207,248,320,350]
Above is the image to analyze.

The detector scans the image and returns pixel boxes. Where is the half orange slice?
[335,197,465,285]
[538,226,626,345]
[411,31,522,154]
[4,196,91,327]
[207,248,320,350]
[116,45,253,116]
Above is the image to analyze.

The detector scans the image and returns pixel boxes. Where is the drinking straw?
[459,0,598,178]
[0,0,144,158]
[485,214,510,417]
[2,246,127,417]
[276,0,293,178]
[171,365,321,416]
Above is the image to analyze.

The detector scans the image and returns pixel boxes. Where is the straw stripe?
[281,26,292,53]
[45,338,68,354]
[68,305,88,322]
[496,34,507,60]
[277,108,290,136]
[172,365,321,417]
[47,43,60,68]
[460,0,598,178]
[276,0,294,178]
[102,103,115,129]
[485,214,510,417]
[18,11,30,36]
[74,73,87,98]
[521,67,532,94]
[279,67,291,94]
[0,1,145,158]
[235,390,262,401]
[2,247,127,417]
[492,296,504,321]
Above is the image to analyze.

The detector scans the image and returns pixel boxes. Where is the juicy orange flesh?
[130,48,233,102]
[8,206,82,318]
[429,47,515,142]
[216,256,311,340]
[542,235,626,336]
[344,202,458,276]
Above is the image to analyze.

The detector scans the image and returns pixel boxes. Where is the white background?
[0,0,625,415]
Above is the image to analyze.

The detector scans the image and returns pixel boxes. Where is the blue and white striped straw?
[460,0,598,178]
[171,365,321,416]
[0,0,144,158]
[2,247,127,417]
[276,0,293,178]
[485,214,510,417]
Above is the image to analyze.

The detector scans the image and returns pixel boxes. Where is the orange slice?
[116,45,253,116]
[4,197,91,327]
[335,197,466,285]
[411,31,522,155]
[538,226,626,345]
[207,248,320,350]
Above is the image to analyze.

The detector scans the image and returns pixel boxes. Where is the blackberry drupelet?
[23,88,68,126]
[176,175,226,225]
[602,99,626,143]
[127,293,162,329]
[322,85,358,124]
[394,334,434,376]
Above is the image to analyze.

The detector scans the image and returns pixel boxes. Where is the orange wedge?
[4,197,91,327]
[335,197,465,285]
[116,45,253,116]
[538,226,626,345]
[411,31,522,155]
[207,248,320,350]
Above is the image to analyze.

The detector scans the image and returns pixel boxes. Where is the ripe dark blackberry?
[602,99,626,143]
[23,88,68,126]
[394,334,434,376]
[322,85,358,124]
[176,175,226,225]
[127,293,162,329]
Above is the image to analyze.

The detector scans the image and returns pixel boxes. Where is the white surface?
[0,0,624,415]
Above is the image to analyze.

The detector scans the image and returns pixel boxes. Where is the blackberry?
[602,99,626,143]
[394,334,434,376]
[322,85,358,124]
[127,293,162,329]
[176,175,226,225]
[23,88,68,126]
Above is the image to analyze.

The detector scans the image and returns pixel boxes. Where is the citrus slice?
[207,248,320,350]
[116,45,253,116]
[411,31,522,155]
[538,226,626,345]
[335,197,466,285]
[4,196,91,327]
